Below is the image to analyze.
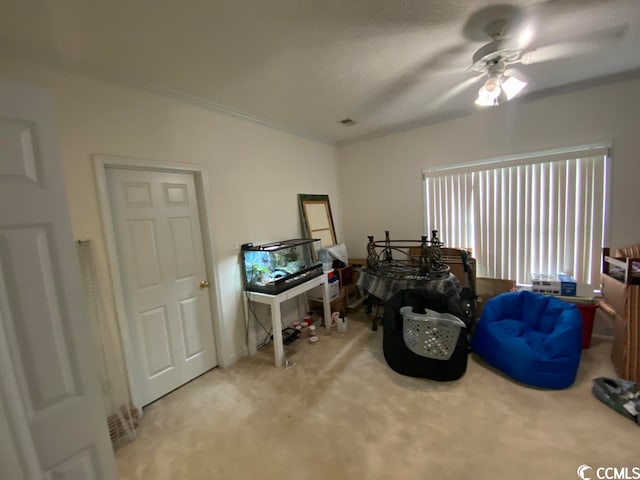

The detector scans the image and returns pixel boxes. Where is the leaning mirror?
[298,194,337,248]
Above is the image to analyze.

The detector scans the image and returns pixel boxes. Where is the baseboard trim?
[220,350,245,367]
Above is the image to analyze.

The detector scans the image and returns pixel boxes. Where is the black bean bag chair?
[383,288,469,381]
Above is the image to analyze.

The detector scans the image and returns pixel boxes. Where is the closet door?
[106,168,217,406]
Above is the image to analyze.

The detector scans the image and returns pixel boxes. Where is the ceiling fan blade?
[353,43,470,120]
[429,65,470,77]
[521,24,628,65]
[425,74,484,112]
[504,67,526,79]
[504,66,530,86]
[500,68,528,100]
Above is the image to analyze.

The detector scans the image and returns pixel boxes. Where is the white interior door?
[0,81,116,478]
[106,168,217,406]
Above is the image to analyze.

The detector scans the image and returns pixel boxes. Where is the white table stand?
[244,272,332,367]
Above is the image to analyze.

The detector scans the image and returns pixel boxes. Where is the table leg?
[271,300,284,367]
[244,293,257,355]
[372,304,379,331]
[365,296,381,331]
[322,277,331,331]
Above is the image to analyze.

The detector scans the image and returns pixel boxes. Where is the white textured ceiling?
[2,0,640,143]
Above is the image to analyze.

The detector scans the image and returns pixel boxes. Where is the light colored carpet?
[117,308,637,480]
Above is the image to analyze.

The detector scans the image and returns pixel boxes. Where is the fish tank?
[241,238,322,294]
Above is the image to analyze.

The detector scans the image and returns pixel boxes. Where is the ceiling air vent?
[338,118,357,126]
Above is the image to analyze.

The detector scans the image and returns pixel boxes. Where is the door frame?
[94,154,224,410]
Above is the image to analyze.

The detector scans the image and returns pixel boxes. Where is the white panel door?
[0,82,116,478]
[106,168,217,406]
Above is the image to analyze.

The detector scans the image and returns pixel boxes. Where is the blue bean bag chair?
[471,290,582,389]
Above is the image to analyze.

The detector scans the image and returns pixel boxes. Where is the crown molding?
[0,45,335,146]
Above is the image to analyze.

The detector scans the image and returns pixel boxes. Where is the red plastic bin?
[576,303,598,349]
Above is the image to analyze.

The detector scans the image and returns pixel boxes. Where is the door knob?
[200,280,209,288]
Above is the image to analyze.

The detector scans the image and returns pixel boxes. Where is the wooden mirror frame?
[298,194,337,247]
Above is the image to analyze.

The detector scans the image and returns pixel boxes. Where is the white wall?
[0,56,340,367]
[0,396,22,480]
[337,76,640,259]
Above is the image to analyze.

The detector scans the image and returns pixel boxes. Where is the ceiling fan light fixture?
[502,75,527,100]
[475,86,498,106]
[475,69,527,107]
[487,75,501,92]
[475,74,501,107]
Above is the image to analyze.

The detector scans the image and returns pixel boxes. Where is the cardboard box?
[601,273,627,315]
[600,278,640,382]
[475,277,515,319]
[531,273,577,296]
[307,280,340,302]
[610,311,627,378]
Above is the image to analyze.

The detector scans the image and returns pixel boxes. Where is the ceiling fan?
[351,2,630,124]
[468,18,532,106]
[465,8,628,108]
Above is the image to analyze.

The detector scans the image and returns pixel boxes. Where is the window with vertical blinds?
[424,145,610,287]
